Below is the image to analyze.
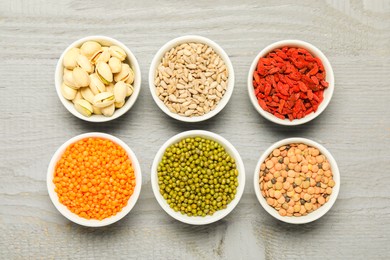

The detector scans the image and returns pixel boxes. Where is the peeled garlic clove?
[101,103,115,117]
[89,73,106,95]
[61,83,77,100]
[96,61,113,84]
[92,105,102,115]
[115,101,125,108]
[126,84,134,97]
[93,92,115,108]
[72,90,82,103]
[63,48,80,69]
[106,83,114,94]
[125,67,135,85]
[74,99,93,117]
[72,67,90,87]
[76,54,94,73]
[63,71,79,89]
[108,57,122,73]
[114,81,127,103]
[109,46,126,61]
[81,87,95,104]
[96,49,110,63]
[80,41,101,59]
[114,63,131,82]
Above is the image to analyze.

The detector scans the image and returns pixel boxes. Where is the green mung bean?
[158,137,238,217]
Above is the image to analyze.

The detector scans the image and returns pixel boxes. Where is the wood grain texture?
[0,0,389,259]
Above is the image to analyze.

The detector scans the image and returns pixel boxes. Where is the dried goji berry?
[261,58,272,65]
[297,48,308,54]
[258,99,269,111]
[305,108,313,115]
[254,87,260,96]
[273,56,284,63]
[257,60,263,72]
[257,82,265,93]
[257,93,265,99]
[316,73,325,80]
[312,93,320,102]
[315,57,324,71]
[320,80,328,87]
[264,85,271,96]
[278,74,286,83]
[278,99,285,114]
[308,64,318,75]
[311,75,319,85]
[298,81,308,92]
[276,51,288,59]
[254,72,261,84]
[268,67,279,74]
[289,72,301,81]
[273,112,285,119]
[276,93,288,100]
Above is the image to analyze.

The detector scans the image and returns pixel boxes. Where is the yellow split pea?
[259,143,335,217]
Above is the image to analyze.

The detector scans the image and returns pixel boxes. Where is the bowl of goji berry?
[248,40,334,125]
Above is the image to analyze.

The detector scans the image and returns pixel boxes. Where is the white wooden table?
[1,0,389,259]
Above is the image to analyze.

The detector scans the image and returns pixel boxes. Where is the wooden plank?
[0,0,389,259]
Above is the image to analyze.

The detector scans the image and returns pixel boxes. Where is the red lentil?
[53,137,135,220]
[253,47,329,120]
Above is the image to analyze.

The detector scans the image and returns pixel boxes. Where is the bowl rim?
[151,130,245,225]
[55,35,142,123]
[47,132,142,227]
[253,137,340,224]
[148,35,235,123]
[247,39,335,126]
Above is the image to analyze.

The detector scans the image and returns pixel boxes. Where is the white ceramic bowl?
[149,35,235,122]
[151,130,245,225]
[47,132,142,227]
[254,137,340,224]
[55,36,141,122]
[247,40,335,126]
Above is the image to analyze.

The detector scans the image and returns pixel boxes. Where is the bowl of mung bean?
[47,132,142,227]
[151,130,245,225]
[149,35,235,122]
[254,137,340,224]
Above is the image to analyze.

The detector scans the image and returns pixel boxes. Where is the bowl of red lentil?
[248,40,334,125]
[151,130,245,225]
[254,138,340,224]
[149,35,235,122]
[47,132,142,227]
